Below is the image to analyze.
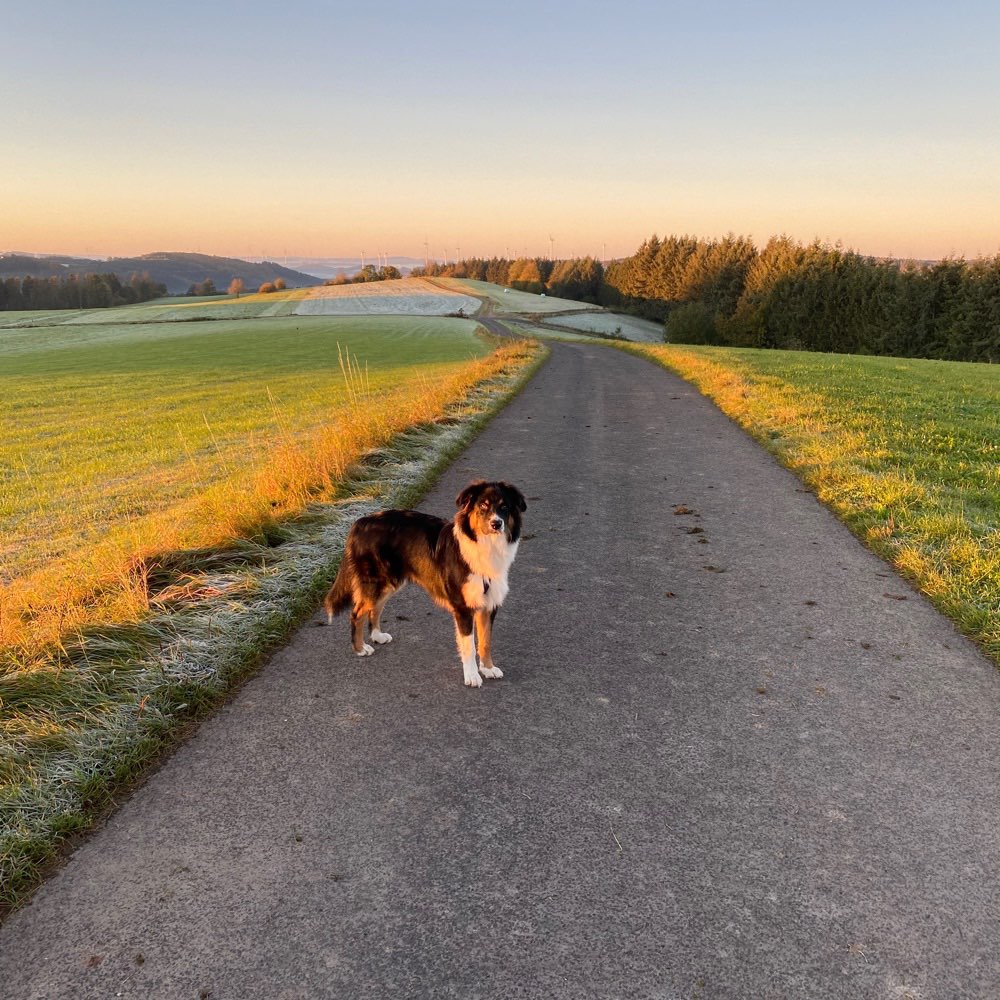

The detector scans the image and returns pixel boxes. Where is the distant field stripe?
[438,277,595,314]
[291,277,480,317]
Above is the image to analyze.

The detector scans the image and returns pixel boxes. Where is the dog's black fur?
[324,481,526,686]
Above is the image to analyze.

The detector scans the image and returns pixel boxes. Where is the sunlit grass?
[625,343,1000,663]
[0,314,515,663]
[2,315,486,579]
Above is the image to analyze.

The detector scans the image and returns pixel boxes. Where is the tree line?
[603,234,1000,363]
[1,271,166,311]
[411,236,999,361]
[413,256,605,304]
[324,264,403,286]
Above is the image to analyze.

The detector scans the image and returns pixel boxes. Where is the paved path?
[3,342,999,999]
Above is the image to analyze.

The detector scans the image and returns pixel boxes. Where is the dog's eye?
[479,501,490,511]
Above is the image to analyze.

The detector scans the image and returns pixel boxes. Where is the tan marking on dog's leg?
[369,590,394,645]
[475,608,503,679]
[351,607,374,656]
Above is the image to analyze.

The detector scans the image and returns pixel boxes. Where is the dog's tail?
[323,556,354,623]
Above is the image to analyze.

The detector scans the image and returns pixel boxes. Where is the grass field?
[2,314,491,589]
[294,277,480,316]
[541,311,664,342]
[0,288,316,328]
[626,343,1000,662]
[1,303,543,908]
[433,277,598,315]
[0,276,598,330]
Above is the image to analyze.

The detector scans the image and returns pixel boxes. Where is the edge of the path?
[601,335,1000,671]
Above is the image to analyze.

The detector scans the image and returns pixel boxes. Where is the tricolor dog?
[324,481,527,687]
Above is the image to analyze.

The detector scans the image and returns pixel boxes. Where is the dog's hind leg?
[454,611,482,687]
[369,588,395,645]
[475,608,503,680]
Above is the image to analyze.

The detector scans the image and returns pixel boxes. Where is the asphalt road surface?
[3,341,999,999]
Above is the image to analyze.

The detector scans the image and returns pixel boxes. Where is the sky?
[4,0,999,262]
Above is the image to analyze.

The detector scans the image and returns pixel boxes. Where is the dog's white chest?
[454,526,517,612]
[462,572,509,612]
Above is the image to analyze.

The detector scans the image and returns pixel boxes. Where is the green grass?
[0,288,313,329]
[625,343,1000,662]
[2,314,488,582]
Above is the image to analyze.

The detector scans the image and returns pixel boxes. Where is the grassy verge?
[621,342,1000,664]
[1,315,494,653]
[0,326,546,913]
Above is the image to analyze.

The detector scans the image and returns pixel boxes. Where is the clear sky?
[5,0,999,261]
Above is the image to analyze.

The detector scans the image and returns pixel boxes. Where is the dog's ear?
[499,482,527,512]
[455,480,486,510]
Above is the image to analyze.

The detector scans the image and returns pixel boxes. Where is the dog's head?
[455,480,527,542]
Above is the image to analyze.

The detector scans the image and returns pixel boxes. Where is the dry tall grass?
[1,341,533,669]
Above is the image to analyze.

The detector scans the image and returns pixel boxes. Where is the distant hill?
[0,254,98,279]
[0,252,321,294]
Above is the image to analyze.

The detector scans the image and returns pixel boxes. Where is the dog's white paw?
[479,665,504,680]
[370,630,393,645]
[464,671,483,688]
[356,643,375,657]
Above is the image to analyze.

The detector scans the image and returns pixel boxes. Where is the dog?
[324,480,527,687]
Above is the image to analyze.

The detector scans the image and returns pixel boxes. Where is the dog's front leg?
[475,608,503,680]
[454,610,481,687]
[351,608,375,656]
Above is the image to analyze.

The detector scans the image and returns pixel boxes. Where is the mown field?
[295,277,481,316]
[2,314,490,587]
[542,311,663,342]
[433,277,595,315]
[0,288,314,328]
[0,302,542,907]
[626,343,1000,662]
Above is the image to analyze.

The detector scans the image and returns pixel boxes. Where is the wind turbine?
[549,234,555,260]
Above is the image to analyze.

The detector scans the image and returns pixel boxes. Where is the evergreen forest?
[419,236,1000,362]
[0,271,166,311]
